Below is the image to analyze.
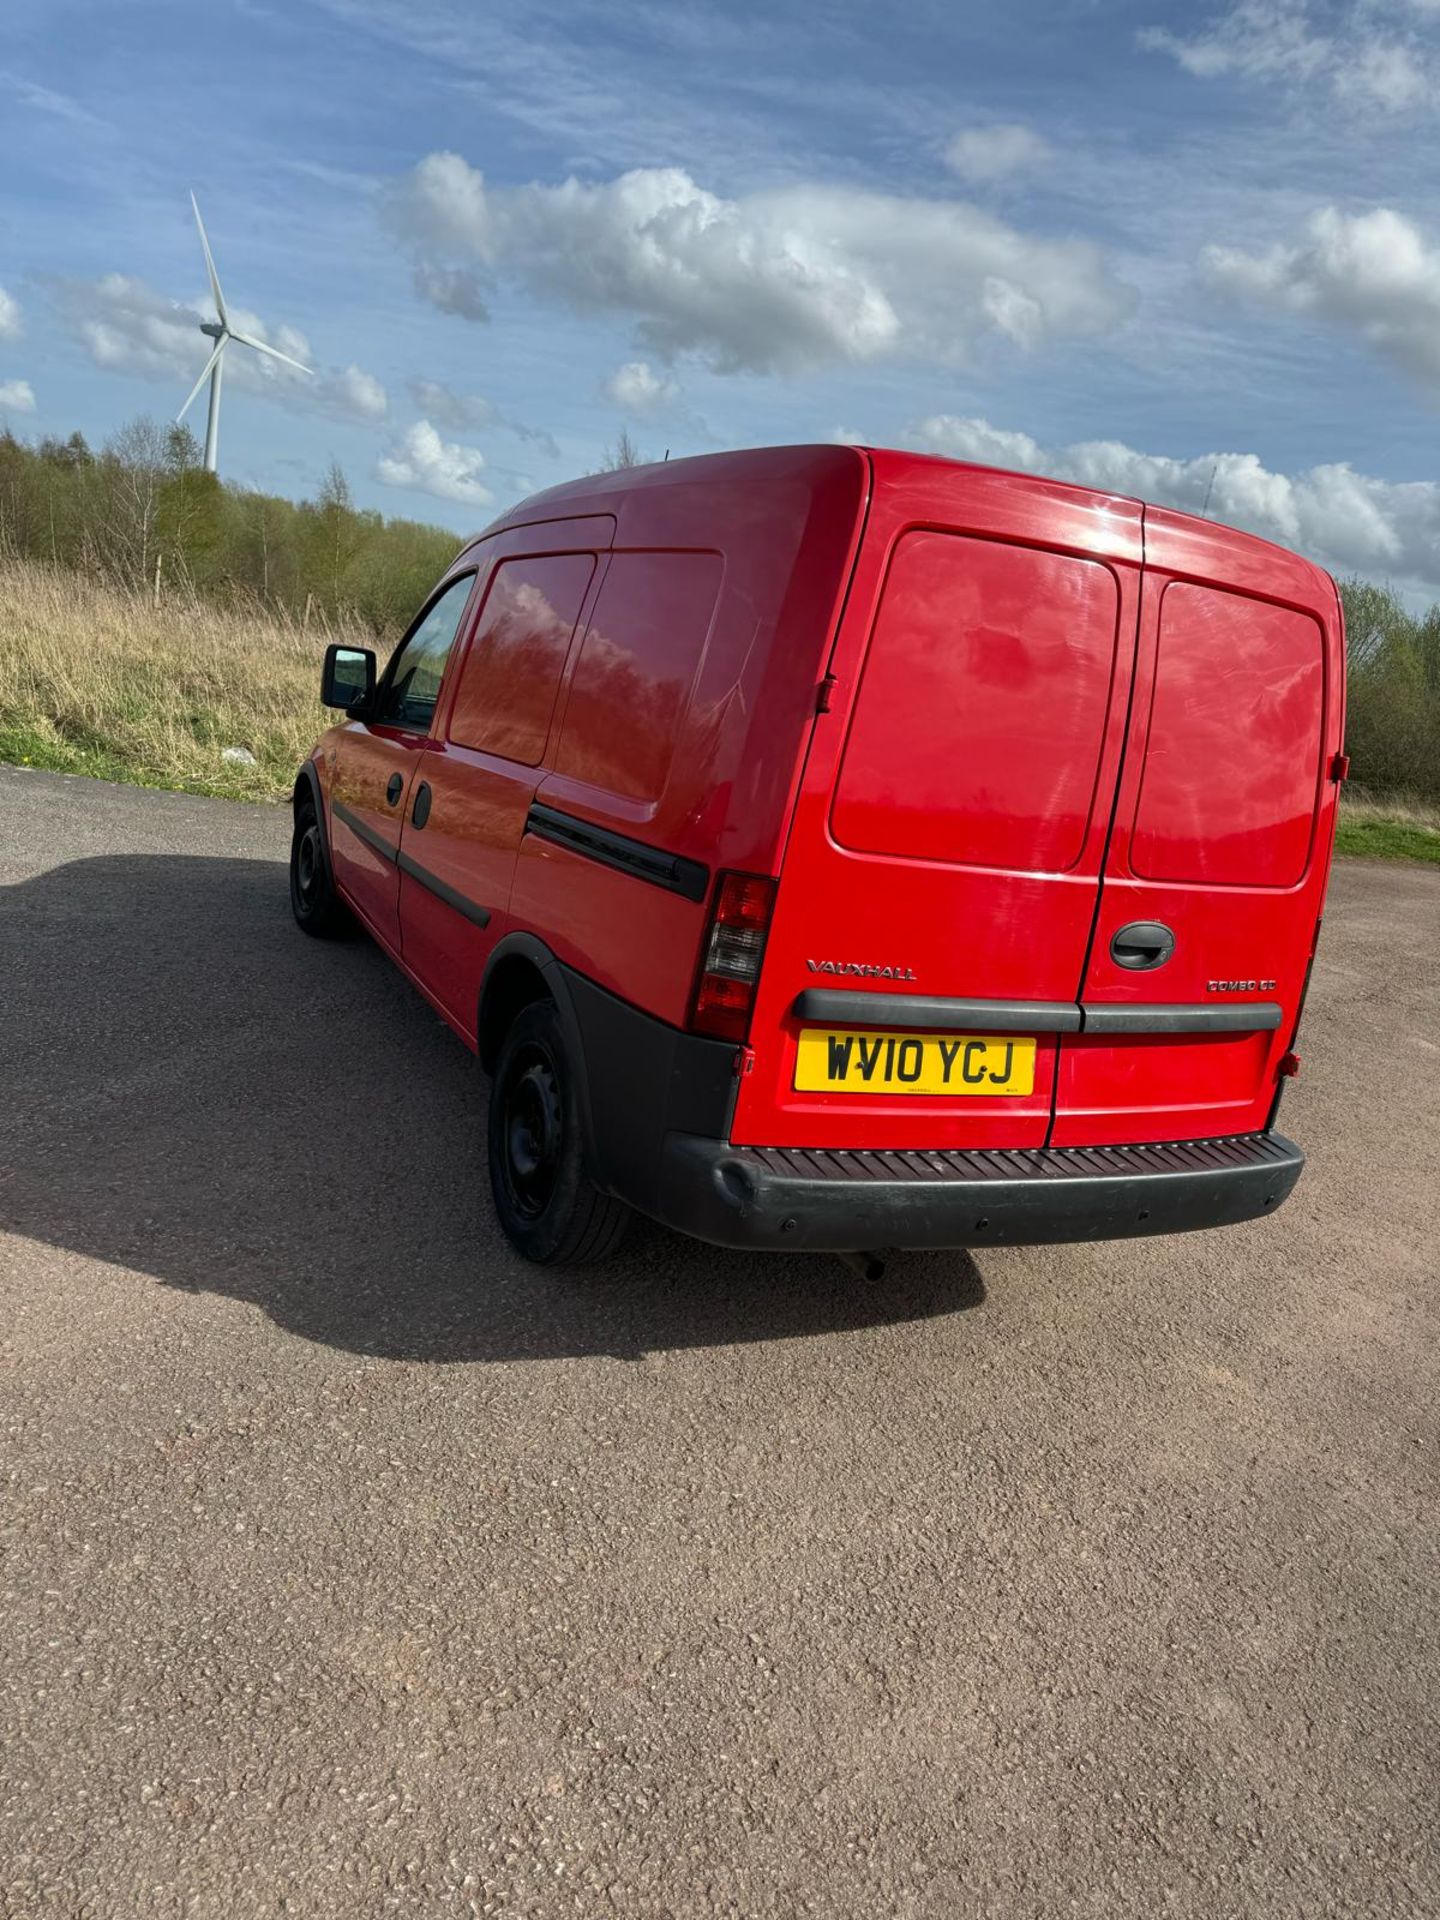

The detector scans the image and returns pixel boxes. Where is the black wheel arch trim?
[293,761,336,889]
[478,934,599,1164]
[477,937,740,1211]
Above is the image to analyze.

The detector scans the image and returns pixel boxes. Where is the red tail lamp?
[690,872,776,1043]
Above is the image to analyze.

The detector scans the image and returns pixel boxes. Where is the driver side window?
[376,573,475,730]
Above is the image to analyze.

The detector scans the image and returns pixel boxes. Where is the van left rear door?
[1051,511,1345,1146]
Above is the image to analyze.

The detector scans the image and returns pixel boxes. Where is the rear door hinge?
[815,673,837,714]
[1329,751,1351,783]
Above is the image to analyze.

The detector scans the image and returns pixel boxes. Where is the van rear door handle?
[411,781,432,829]
[1110,921,1175,970]
[385,772,403,806]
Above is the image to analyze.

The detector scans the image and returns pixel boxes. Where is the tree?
[302,458,368,615]
[600,428,643,471]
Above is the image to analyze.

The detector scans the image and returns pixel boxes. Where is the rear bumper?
[654,1131,1305,1252]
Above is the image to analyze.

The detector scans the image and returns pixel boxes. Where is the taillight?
[690,871,776,1043]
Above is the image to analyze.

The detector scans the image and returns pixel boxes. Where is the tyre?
[488,998,630,1265]
[289,794,351,939]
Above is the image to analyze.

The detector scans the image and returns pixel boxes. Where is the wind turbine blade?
[177,337,227,422]
[190,190,228,327]
[228,329,313,376]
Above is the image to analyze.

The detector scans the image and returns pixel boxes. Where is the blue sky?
[3,0,1440,595]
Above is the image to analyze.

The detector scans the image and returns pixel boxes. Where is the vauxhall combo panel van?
[292,445,1345,1264]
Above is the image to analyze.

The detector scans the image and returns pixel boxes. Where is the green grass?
[1333,816,1440,864]
[0,720,277,801]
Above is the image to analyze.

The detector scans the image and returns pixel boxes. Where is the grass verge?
[0,556,348,803]
[1334,818,1440,864]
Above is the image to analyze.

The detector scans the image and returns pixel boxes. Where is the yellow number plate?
[794,1028,1036,1096]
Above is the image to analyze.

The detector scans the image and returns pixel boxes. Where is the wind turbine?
[177,192,312,473]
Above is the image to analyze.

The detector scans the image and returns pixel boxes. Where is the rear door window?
[448,554,596,765]
[1129,584,1324,888]
[831,530,1121,873]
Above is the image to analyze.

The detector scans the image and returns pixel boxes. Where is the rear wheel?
[488,999,630,1265]
[290,794,351,938]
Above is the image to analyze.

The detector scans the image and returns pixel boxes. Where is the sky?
[3,0,1440,598]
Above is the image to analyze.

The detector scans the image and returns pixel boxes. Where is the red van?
[291,446,1345,1264]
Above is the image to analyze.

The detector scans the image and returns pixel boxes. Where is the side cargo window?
[554,551,723,803]
[447,554,597,765]
[376,572,476,731]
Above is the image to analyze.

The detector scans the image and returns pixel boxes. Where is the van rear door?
[1051,509,1345,1146]
[731,458,1143,1153]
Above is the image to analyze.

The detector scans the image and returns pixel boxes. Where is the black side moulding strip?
[331,798,396,865]
[396,851,491,929]
[526,801,709,903]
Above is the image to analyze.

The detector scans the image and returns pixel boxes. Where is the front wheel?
[290,795,351,939]
[488,999,630,1265]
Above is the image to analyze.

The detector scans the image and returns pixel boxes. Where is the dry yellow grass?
[0,557,362,802]
[1339,786,1440,831]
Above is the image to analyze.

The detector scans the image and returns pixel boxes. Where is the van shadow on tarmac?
[1,854,984,1363]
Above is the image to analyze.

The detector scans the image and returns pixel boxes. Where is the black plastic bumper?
[654,1131,1305,1252]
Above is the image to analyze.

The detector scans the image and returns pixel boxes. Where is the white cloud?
[0,69,103,129]
[50,273,389,424]
[945,123,1051,185]
[313,364,388,423]
[409,378,498,432]
[388,154,1134,374]
[376,419,492,505]
[0,378,35,413]
[407,377,558,454]
[600,360,680,414]
[412,262,490,321]
[1140,2,1439,111]
[1206,205,1440,392]
[0,285,20,342]
[914,412,1440,594]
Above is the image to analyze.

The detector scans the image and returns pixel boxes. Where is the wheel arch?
[479,934,598,1165]
[292,759,335,889]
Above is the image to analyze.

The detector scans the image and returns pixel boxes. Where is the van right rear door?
[731,456,1144,1153]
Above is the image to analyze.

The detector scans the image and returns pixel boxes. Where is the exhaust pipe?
[837,1249,890,1282]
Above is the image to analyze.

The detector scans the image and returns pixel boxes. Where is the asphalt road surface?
[2,765,1437,1920]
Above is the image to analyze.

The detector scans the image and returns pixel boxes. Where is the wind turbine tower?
[178,192,312,472]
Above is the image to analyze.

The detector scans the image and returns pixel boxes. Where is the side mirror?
[321,643,376,713]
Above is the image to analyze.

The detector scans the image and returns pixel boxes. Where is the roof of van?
[473,443,1336,599]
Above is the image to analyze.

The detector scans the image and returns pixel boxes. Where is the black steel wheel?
[487,999,630,1265]
[289,794,351,938]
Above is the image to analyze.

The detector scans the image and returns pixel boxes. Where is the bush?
[1339,579,1440,803]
